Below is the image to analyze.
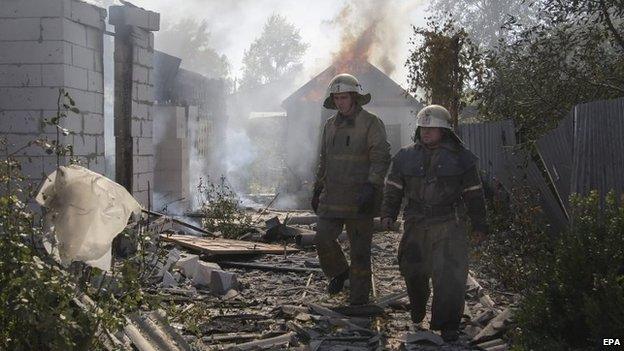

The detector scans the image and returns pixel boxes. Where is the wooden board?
[160,234,299,255]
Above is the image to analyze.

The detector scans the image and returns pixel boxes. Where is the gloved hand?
[357,182,376,214]
[311,187,322,213]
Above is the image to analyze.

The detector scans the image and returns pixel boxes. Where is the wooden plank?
[219,261,321,273]
[160,234,299,255]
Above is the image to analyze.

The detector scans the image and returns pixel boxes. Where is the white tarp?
[36,165,142,270]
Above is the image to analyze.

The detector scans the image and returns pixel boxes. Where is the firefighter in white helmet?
[311,73,391,305]
[380,104,487,342]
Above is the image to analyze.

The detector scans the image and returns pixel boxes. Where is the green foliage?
[405,15,484,127]
[240,14,308,90]
[472,0,624,140]
[477,181,554,292]
[515,191,624,349]
[0,187,94,350]
[197,177,253,239]
[163,301,212,337]
[0,89,163,350]
[427,0,538,49]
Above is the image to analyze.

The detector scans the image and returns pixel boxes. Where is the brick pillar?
[109,4,159,207]
[0,0,106,181]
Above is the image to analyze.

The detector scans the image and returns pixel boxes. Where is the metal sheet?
[571,97,624,199]
[499,147,569,232]
[124,310,191,351]
[536,112,573,213]
[458,119,517,187]
[161,234,300,255]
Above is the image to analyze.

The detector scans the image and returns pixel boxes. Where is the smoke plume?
[328,0,422,75]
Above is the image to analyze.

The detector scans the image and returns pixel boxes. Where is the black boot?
[441,329,459,342]
[410,307,426,324]
[327,271,349,295]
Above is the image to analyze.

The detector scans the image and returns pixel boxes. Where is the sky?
[100,0,428,88]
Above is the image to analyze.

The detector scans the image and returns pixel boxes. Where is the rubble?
[161,234,299,255]
[63,205,515,350]
[123,310,192,351]
[472,308,513,343]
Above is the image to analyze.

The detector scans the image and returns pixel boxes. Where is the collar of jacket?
[334,106,362,127]
[413,138,461,153]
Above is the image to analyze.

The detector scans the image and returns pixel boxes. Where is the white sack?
[36,165,142,270]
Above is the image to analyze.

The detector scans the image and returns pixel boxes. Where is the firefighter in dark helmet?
[311,73,391,305]
[380,104,487,342]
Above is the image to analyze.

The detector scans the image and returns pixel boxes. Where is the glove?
[357,182,376,214]
[311,187,322,213]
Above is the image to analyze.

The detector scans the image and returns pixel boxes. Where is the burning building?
[280,60,422,196]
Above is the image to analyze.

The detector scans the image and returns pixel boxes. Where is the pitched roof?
[282,61,418,108]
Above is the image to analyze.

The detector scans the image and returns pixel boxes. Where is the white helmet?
[323,73,371,110]
[414,104,463,143]
[416,104,453,129]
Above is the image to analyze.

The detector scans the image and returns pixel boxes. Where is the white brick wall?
[0,41,69,64]
[0,65,42,86]
[0,0,106,182]
[0,0,67,19]
[0,18,42,41]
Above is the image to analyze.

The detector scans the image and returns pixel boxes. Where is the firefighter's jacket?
[381,139,487,232]
[314,107,391,218]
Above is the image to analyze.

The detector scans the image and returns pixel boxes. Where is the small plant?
[196,177,253,239]
[31,88,80,166]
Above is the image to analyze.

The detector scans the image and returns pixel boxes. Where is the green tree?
[239,14,308,90]
[427,0,537,49]
[157,18,230,79]
[405,16,483,128]
[473,0,624,139]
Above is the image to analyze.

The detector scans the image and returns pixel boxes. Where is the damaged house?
[152,50,228,210]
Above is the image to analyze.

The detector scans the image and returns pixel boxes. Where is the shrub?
[515,191,624,349]
[0,89,162,350]
[197,177,253,239]
[477,181,554,292]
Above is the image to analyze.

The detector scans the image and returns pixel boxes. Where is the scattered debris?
[219,260,323,274]
[472,308,513,343]
[403,330,445,347]
[474,338,508,351]
[161,234,299,255]
[467,273,496,308]
[123,310,191,351]
[229,331,296,350]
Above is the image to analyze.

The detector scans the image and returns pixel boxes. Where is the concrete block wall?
[0,0,107,180]
[110,4,159,207]
[130,26,155,206]
[153,105,190,206]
